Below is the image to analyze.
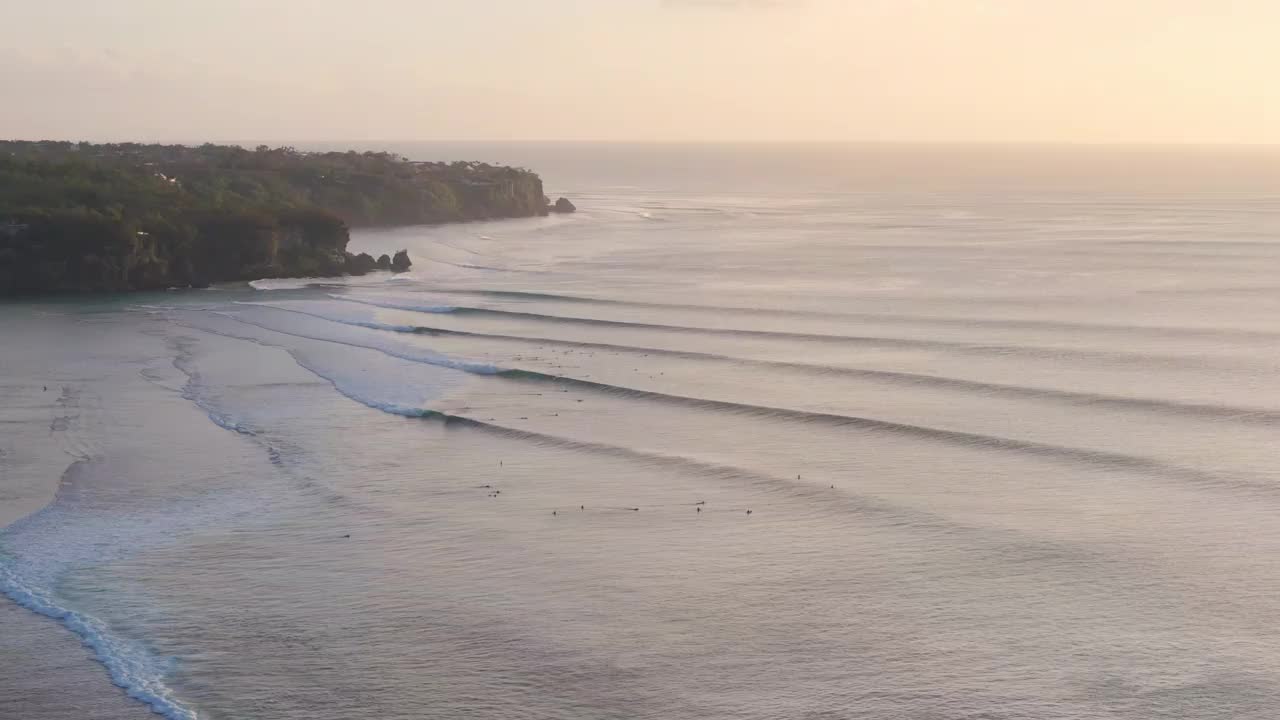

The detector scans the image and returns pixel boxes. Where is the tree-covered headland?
[0,142,570,294]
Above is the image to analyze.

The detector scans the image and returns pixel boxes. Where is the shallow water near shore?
[3,144,1280,719]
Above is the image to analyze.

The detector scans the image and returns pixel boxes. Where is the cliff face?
[187,210,353,284]
[454,174,548,221]
[0,209,355,294]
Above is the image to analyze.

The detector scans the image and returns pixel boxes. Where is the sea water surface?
[3,144,1280,719]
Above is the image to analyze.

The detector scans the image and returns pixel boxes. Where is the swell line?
[202,343,1166,576]
[280,302,1275,423]
[226,304,502,375]
[327,295,458,314]
[356,290,1280,342]
[214,308,1267,495]
[493,369,1263,493]
[322,298,1214,367]
[235,348,1002,539]
[371,324,1280,426]
[185,317,1276,584]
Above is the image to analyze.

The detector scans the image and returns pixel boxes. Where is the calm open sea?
[3,144,1280,719]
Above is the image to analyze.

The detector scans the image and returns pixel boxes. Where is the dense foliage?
[0,142,550,294]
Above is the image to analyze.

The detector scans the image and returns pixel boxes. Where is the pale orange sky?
[1,0,1276,143]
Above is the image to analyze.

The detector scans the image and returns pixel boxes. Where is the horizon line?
[7,137,1280,150]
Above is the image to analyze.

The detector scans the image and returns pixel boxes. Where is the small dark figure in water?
[696,507,701,513]
[42,386,47,392]
[552,511,557,516]
[342,534,351,538]
[746,509,752,515]
[830,484,835,489]
[580,505,585,510]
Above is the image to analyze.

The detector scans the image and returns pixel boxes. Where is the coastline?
[0,208,577,299]
[0,141,572,296]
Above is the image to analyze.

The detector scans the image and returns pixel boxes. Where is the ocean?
[3,143,1280,719]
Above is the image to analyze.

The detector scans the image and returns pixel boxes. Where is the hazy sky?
[2,0,1277,143]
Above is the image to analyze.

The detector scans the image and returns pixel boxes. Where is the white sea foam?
[248,277,331,291]
[260,347,437,422]
[0,474,225,720]
[173,310,473,422]
[0,562,197,720]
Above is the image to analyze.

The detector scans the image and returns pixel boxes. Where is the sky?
[1,0,1277,144]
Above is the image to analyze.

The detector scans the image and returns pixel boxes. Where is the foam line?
[0,561,197,719]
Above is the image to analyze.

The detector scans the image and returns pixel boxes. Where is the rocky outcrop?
[551,197,577,214]
[344,252,378,276]
[391,250,412,273]
[340,250,411,276]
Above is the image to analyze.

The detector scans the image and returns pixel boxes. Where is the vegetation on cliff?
[0,141,551,294]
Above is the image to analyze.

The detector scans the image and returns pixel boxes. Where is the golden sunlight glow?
[1,0,1276,142]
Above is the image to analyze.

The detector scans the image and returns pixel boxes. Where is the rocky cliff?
[0,142,557,295]
[0,207,393,294]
